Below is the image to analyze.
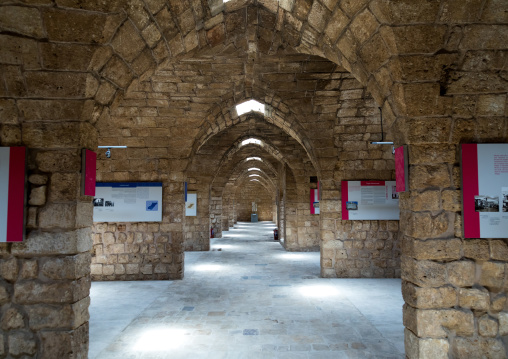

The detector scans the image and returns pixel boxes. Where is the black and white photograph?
[93,198,104,207]
[503,189,508,213]
[475,195,500,212]
[105,200,114,207]
[392,186,399,199]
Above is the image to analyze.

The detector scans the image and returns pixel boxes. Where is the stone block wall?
[235,183,273,221]
[183,180,210,251]
[334,220,400,277]
[91,222,182,280]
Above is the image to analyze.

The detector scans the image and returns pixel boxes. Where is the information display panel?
[186,192,197,216]
[93,182,162,222]
[341,181,399,220]
[461,144,508,238]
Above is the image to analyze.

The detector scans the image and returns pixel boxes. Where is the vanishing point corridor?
[89,222,404,358]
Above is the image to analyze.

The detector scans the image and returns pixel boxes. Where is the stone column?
[401,137,507,357]
[0,120,97,357]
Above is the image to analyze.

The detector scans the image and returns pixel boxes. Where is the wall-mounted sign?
[341,181,399,220]
[395,145,408,192]
[461,144,508,238]
[0,147,26,242]
[93,182,162,222]
[81,149,96,196]
[310,188,320,214]
[185,191,197,216]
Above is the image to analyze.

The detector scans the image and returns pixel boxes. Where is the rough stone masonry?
[0,0,507,357]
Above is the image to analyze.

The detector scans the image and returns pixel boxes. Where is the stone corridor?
[90,222,404,358]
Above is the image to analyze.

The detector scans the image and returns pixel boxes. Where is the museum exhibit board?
[341,181,399,220]
[461,143,508,238]
[93,182,162,222]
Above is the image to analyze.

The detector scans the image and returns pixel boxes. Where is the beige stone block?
[40,322,88,359]
[491,294,507,313]
[446,260,475,287]
[1,307,24,331]
[0,257,19,282]
[404,328,449,359]
[499,312,508,335]
[0,6,44,38]
[461,25,508,50]
[490,240,508,261]
[464,239,490,260]
[101,56,133,88]
[41,253,90,280]
[43,8,112,43]
[35,150,81,173]
[459,288,489,310]
[479,315,499,337]
[20,260,38,280]
[8,332,36,356]
[401,256,447,287]
[126,263,139,274]
[451,338,506,358]
[0,124,21,145]
[90,264,102,275]
[111,21,145,62]
[15,278,89,304]
[39,203,76,230]
[404,305,474,338]
[12,228,92,256]
[402,281,457,309]
[407,239,461,261]
[477,95,506,116]
[480,262,505,291]
[0,35,40,70]
[103,265,115,276]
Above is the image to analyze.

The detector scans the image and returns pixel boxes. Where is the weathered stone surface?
[404,328,449,359]
[29,186,46,206]
[14,277,90,304]
[402,256,446,287]
[8,332,36,356]
[26,296,89,330]
[499,312,508,336]
[480,262,505,291]
[1,307,25,330]
[12,228,92,256]
[0,258,19,282]
[0,6,44,38]
[459,288,489,310]
[402,281,457,309]
[404,305,474,338]
[41,253,90,280]
[446,261,475,287]
[451,338,506,359]
[479,315,499,337]
[40,322,89,359]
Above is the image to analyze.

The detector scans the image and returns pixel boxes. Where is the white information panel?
[342,181,399,220]
[93,182,162,222]
[462,144,508,238]
[186,192,197,216]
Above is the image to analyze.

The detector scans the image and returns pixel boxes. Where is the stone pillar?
[319,178,341,278]
[401,143,508,357]
[0,120,96,357]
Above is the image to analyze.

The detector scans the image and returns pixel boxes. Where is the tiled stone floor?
[89,221,404,358]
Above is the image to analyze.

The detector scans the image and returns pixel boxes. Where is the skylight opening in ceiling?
[236,100,265,116]
[250,179,260,182]
[249,174,261,178]
[240,138,262,147]
[246,157,262,162]
[248,168,261,172]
